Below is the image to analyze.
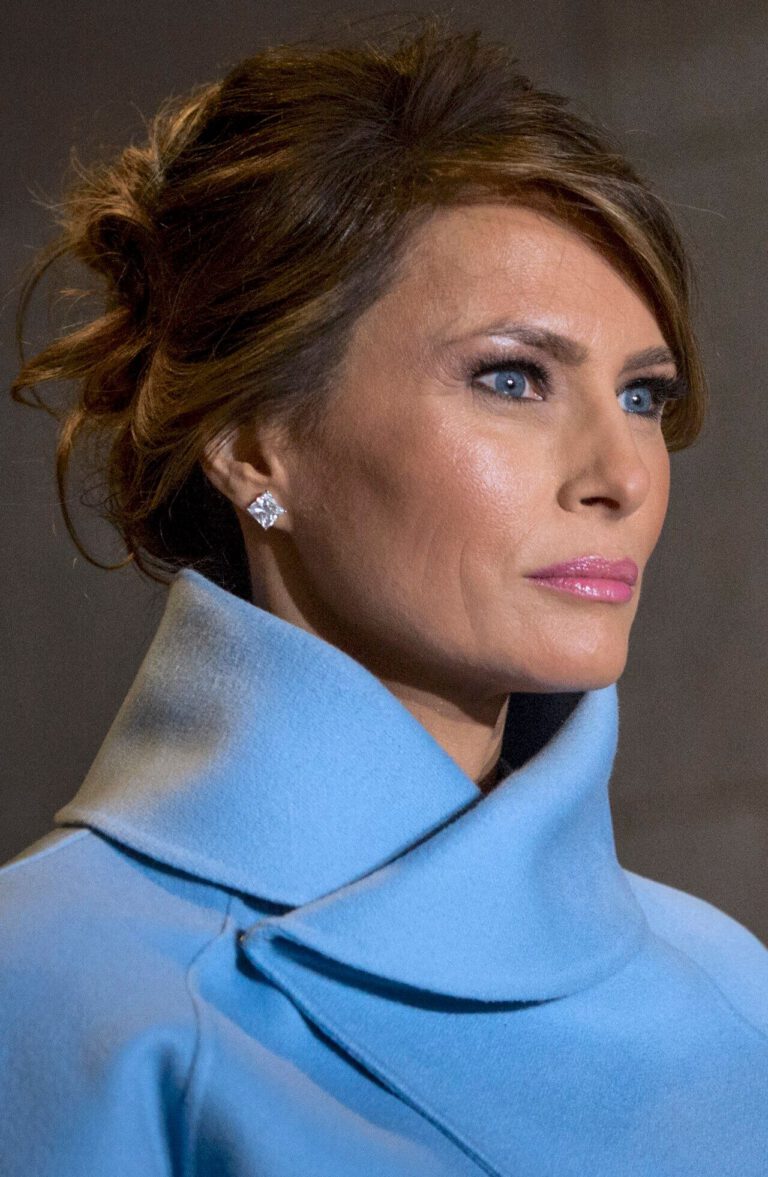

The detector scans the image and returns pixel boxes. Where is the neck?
[246,557,511,791]
[356,671,511,792]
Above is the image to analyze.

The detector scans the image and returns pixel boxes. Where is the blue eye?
[618,378,688,420]
[481,368,534,398]
[620,384,658,416]
[471,360,546,401]
[468,354,688,422]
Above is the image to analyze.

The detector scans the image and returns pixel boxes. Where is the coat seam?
[648,928,768,1049]
[179,889,235,1177]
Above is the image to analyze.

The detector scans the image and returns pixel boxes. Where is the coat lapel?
[238,680,646,1001]
[233,673,649,1177]
[55,568,482,903]
[54,566,652,1176]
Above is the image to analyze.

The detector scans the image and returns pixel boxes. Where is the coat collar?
[55,566,648,1001]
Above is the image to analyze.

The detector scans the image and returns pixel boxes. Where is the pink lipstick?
[525,555,638,603]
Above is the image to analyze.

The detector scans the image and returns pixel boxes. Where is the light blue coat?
[1,567,767,1176]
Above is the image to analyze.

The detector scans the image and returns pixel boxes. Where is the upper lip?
[525,555,639,584]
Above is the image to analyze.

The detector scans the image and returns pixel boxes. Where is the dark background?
[2,2,767,941]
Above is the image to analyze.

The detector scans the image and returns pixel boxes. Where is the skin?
[203,203,672,794]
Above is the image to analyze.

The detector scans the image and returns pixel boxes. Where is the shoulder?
[0,827,236,1174]
[0,824,232,970]
[0,822,232,1026]
[624,867,768,1036]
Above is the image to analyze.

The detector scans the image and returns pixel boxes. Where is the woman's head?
[214,200,677,701]
[12,17,707,699]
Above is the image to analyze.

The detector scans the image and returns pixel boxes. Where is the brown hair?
[10,16,708,602]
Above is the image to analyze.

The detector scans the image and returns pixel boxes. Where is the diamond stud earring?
[246,490,287,530]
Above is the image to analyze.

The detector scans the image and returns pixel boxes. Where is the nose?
[557,397,653,517]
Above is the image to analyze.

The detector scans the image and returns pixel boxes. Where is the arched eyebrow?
[442,322,678,376]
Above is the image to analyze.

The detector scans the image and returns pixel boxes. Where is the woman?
[2,19,767,1177]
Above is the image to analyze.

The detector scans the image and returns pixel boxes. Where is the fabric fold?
[55,565,647,999]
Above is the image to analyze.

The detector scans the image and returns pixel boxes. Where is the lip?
[525,555,639,584]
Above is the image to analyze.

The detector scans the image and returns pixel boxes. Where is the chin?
[496,647,629,694]
[534,660,627,693]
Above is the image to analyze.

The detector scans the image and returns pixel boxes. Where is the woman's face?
[267,203,673,698]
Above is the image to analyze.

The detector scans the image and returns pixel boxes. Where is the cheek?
[428,428,549,557]
[288,417,434,584]
[293,414,539,604]
[356,425,548,606]
[647,443,671,536]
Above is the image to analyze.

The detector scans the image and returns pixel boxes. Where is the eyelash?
[466,353,690,421]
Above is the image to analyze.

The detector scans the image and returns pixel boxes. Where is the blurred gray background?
[2,1,766,940]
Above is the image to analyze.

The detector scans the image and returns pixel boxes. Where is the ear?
[200,421,293,531]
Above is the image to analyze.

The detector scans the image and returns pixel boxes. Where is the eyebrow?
[442,322,678,376]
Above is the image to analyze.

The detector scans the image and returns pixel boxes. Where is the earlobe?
[201,426,292,528]
[246,490,288,530]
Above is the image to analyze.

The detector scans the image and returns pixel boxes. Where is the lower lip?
[526,576,634,602]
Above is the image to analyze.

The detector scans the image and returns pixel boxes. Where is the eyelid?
[466,350,686,394]
[467,353,550,386]
[465,351,690,424]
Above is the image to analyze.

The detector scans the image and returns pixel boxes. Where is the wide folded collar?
[55,567,648,1001]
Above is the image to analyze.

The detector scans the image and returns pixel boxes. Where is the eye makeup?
[461,349,691,421]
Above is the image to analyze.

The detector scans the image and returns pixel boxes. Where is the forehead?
[378,202,662,347]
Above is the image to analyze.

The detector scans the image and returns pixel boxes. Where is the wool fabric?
[1,567,767,1176]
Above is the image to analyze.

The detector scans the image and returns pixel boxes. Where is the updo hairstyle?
[10,16,708,601]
